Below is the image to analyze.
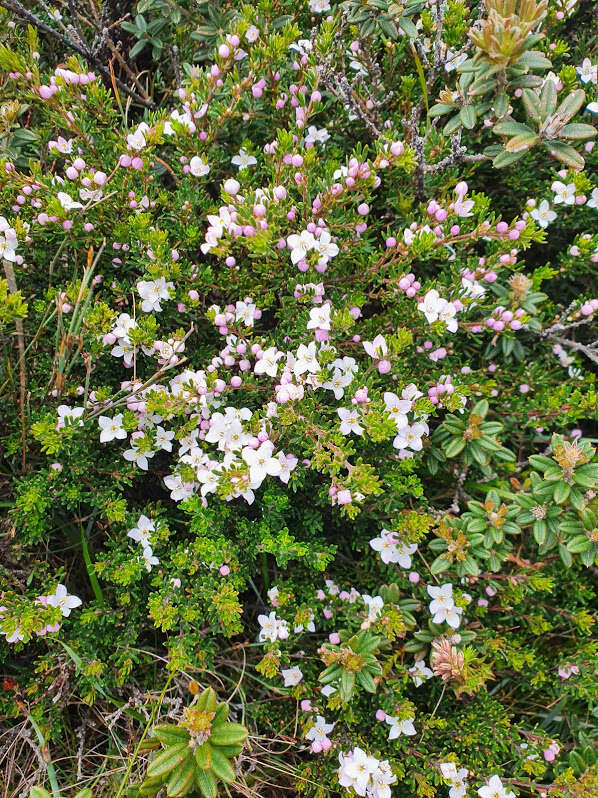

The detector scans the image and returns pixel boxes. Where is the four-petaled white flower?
[137,277,174,313]
[393,422,428,452]
[363,335,388,359]
[281,666,303,686]
[255,347,284,377]
[338,407,363,436]
[427,583,463,629]
[306,715,335,741]
[243,442,282,486]
[576,57,597,85]
[477,775,515,798]
[47,584,82,617]
[385,714,416,740]
[189,155,210,176]
[128,514,155,548]
[530,200,557,228]
[231,148,257,169]
[551,181,576,205]
[409,659,434,687]
[98,414,127,443]
[307,304,332,330]
[293,342,320,376]
[57,191,83,211]
[440,762,469,798]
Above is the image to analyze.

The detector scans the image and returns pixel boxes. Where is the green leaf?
[195,768,217,798]
[517,51,551,69]
[195,743,212,770]
[209,723,248,747]
[430,554,450,574]
[398,16,418,38]
[153,726,190,746]
[544,141,585,170]
[429,103,454,117]
[505,132,538,152]
[560,123,597,140]
[493,149,526,167]
[444,438,466,458]
[558,543,573,568]
[566,536,591,553]
[493,121,534,136]
[166,757,195,797]
[209,747,236,783]
[147,743,191,779]
[553,481,570,504]
[459,106,476,129]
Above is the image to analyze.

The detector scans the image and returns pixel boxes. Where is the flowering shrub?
[0,0,597,796]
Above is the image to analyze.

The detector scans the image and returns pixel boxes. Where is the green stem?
[114,672,175,798]
[80,516,105,607]
[28,715,60,798]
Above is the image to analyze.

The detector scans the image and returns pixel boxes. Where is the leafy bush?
[0,0,597,797]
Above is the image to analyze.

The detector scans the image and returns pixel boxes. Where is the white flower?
[338,407,363,436]
[231,148,257,169]
[189,155,210,176]
[427,583,463,629]
[362,594,384,622]
[363,335,387,359]
[164,473,195,501]
[242,442,282,486]
[551,180,576,205]
[128,514,155,547]
[530,200,557,228]
[383,392,411,428]
[235,298,257,326]
[587,187,598,209]
[123,437,155,471]
[57,191,83,211]
[127,125,148,150]
[323,367,354,399]
[142,546,159,572]
[393,422,428,452]
[418,289,458,332]
[287,230,317,264]
[0,236,17,261]
[477,775,515,798]
[255,347,284,377]
[309,0,331,12]
[409,659,434,687]
[258,610,287,642]
[305,125,330,146]
[576,58,597,85]
[57,405,84,427]
[98,414,127,443]
[440,763,469,798]
[369,530,418,567]
[281,666,303,686]
[155,426,175,452]
[293,342,320,376]
[385,714,416,739]
[313,230,339,265]
[338,747,379,795]
[47,584,82,617]
[137,277,174,313]
[277,452,298,484]
[307,304,331,330]
[48,136,73,154]
[306,715,334,741]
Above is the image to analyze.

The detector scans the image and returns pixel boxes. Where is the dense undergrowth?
[0,1,597,797]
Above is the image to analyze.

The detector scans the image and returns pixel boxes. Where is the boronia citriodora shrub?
[0,0,597,796]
